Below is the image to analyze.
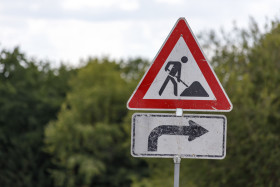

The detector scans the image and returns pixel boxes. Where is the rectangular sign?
[131,113,227,159]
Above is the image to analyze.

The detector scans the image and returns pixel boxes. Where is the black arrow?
[148,120,209,151]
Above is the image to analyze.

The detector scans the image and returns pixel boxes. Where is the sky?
[0,0,280,66]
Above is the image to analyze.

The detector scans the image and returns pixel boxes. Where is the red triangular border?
[127,18,232,111]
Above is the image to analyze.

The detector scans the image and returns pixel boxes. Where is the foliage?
[204,18,280,187]
[0,47,74,186]
[44,58,150,187]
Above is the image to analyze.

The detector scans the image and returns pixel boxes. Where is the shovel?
[166,69,209,97]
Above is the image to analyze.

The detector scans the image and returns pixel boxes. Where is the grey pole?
[173,156,181,187]
[174,109,182,187]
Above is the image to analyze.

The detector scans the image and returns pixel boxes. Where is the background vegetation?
[0,18,279,186]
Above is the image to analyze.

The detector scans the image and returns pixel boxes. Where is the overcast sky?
[0,0,280,66]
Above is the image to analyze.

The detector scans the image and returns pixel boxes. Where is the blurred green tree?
[0,47,74,186]
[44,57,150,187]
[196,18,280,187]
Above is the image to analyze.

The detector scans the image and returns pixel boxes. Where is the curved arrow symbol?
[148,120,209,151]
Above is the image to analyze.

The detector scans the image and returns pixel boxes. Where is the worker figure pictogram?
[159,55,209,97]
[159,56,188,96]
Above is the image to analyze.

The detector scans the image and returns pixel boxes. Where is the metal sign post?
[173,156,181,187]
[174,109,182,187]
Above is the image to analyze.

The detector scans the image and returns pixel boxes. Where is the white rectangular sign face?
[131,113,227,159]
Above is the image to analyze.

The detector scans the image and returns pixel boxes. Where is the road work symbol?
[127,18,233,111]
[147,120,209,152]
[159,56,209,97]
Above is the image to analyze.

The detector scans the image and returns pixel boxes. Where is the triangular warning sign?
[127,18,233,111]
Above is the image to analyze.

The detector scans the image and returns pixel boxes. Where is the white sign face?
[143,36,216,101]
[131,113,227,159]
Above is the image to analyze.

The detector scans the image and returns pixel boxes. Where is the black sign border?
[131,113,226,159]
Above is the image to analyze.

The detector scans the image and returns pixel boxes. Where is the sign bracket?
[174,109,182,186]
[176,108,183,116]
